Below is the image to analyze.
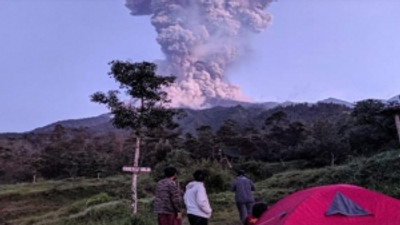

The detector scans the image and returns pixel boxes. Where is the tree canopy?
[91,61,178,132]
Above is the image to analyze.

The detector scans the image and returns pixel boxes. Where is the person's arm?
[169,181,182,213]
[196,185,212,215]
[251,180,255,191]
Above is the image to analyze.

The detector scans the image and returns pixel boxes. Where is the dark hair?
[193,169,208,182]
[237,169,245,176]
[252,202,268,218]
[164,167,178,178]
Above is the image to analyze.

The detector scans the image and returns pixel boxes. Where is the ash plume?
[125,0,273,108]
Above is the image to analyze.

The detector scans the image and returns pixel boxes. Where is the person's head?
[164,167,178,179]
[193,169,208,182]
[252,202,268,218]
[237,169,245,176]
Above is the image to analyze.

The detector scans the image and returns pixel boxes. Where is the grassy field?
[1,149,400,225]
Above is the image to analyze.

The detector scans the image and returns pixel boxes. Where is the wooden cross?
[123,166,151,214]
[122,136,151,214]
[123,166,151,174]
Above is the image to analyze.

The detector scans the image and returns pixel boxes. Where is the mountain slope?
[317,98,354,107]
[389,95,400,103]
[28,101,353,136]
[32,114,117,134]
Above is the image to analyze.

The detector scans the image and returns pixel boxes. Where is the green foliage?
[193,125,215,159]
[129,213,156,225]
[296,119,351,167]
[256,150,400,199]
[151,150,234,193]
[85,192,115,208]
[2,149,400,225]
[151,150,194,181]
[264,111,289,128]
[60,201,133,225]
[254,188,294,206]
[4,98,400,185]
[233,160,273,182]
[348,99,398,155]
[0,176,157,225]
[35,126,130,180]
[136,175,156,199]
[204,164,234,194]
[91,61,177,131]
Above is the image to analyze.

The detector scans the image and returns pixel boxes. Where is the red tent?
[256,184,400,225]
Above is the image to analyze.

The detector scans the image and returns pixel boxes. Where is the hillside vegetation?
[2,99,399,184]
[1,150,400,225]
[1,98,399,224]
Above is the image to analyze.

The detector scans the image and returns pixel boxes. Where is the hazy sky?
[1,0,399,133]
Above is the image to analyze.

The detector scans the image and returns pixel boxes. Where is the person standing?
[231,170,255,224]
[184,169,212,225]
[154,167,182,225]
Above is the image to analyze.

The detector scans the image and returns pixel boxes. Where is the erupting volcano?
[125,0,273,107]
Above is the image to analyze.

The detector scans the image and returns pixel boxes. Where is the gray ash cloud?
[126,0,273,107]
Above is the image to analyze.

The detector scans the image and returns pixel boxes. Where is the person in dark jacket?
[231,169,255,224]
[154,167,182,225]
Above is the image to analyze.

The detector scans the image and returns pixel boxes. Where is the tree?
[349,99,397,155]
[298,120,350,167]
[264,111,289,128]
[194,125,215,159]
[91,61,178,214]
[216,119,239,143]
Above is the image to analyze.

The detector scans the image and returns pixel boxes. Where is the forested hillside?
[0,99,399,184]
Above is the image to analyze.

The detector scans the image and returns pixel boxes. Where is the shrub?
[151,151,234,193]
[85,192,114,208]
[233,160,273,181]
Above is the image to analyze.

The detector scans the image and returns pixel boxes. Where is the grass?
[1,149,400,225]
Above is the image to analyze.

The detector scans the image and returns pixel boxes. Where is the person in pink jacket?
[184,169,212,225]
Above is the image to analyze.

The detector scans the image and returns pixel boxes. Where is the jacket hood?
[186,181,201,190]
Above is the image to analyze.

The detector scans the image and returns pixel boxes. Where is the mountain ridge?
[27,98,354,135]
[3,95,399,135]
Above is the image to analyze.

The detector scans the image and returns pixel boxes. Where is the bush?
[256,150,400,199]
[204,165,233,193]
[233,160,273,182]
[151,150,235,193]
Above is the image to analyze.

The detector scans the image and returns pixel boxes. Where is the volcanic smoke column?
[125,0,273,107]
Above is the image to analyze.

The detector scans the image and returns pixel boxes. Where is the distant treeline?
[0,99,399,184]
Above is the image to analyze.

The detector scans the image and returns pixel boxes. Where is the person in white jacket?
[184,169,212,225]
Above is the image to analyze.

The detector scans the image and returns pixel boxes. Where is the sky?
[0,0,399,133]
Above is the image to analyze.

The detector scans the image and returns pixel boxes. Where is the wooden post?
[395,114,400,144]
[132,136,140,214]
[123,166,151,214]
[122,136,151,214]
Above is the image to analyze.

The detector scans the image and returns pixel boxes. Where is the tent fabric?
[255,184,400,225]
[325,191,372,216]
